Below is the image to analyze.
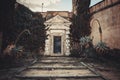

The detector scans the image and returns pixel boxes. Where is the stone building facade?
[37,11,72,56]
[90,0,120,49]
[44,15,71,56]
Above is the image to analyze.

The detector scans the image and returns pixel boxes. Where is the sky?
[16,0,103,12]
[90,0,103,6]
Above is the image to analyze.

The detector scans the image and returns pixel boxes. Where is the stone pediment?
[45,15,71,23]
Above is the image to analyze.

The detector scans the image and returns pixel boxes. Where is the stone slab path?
[15,57,108,80]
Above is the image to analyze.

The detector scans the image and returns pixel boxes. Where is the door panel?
[53,36,61,54]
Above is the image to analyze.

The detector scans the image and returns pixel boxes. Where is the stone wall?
[90,0,120,49]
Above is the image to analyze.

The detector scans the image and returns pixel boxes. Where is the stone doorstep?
[40,57,77,59]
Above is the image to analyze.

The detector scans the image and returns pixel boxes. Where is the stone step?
[40,57,79,60]
[28,62,85,69]
[15,68,100,78]
[14,77,103,80]
[37,60,79,63]
[37,58,81,63]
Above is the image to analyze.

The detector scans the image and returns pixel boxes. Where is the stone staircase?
[15,57,107,80]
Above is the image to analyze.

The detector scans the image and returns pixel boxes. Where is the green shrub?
[95,42,109,54]
[80,36,92,46]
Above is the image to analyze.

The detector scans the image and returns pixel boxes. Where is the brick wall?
[90,0,120,49]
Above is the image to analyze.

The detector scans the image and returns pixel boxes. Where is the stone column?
[65,30,70,56]
[45,30,50,56]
